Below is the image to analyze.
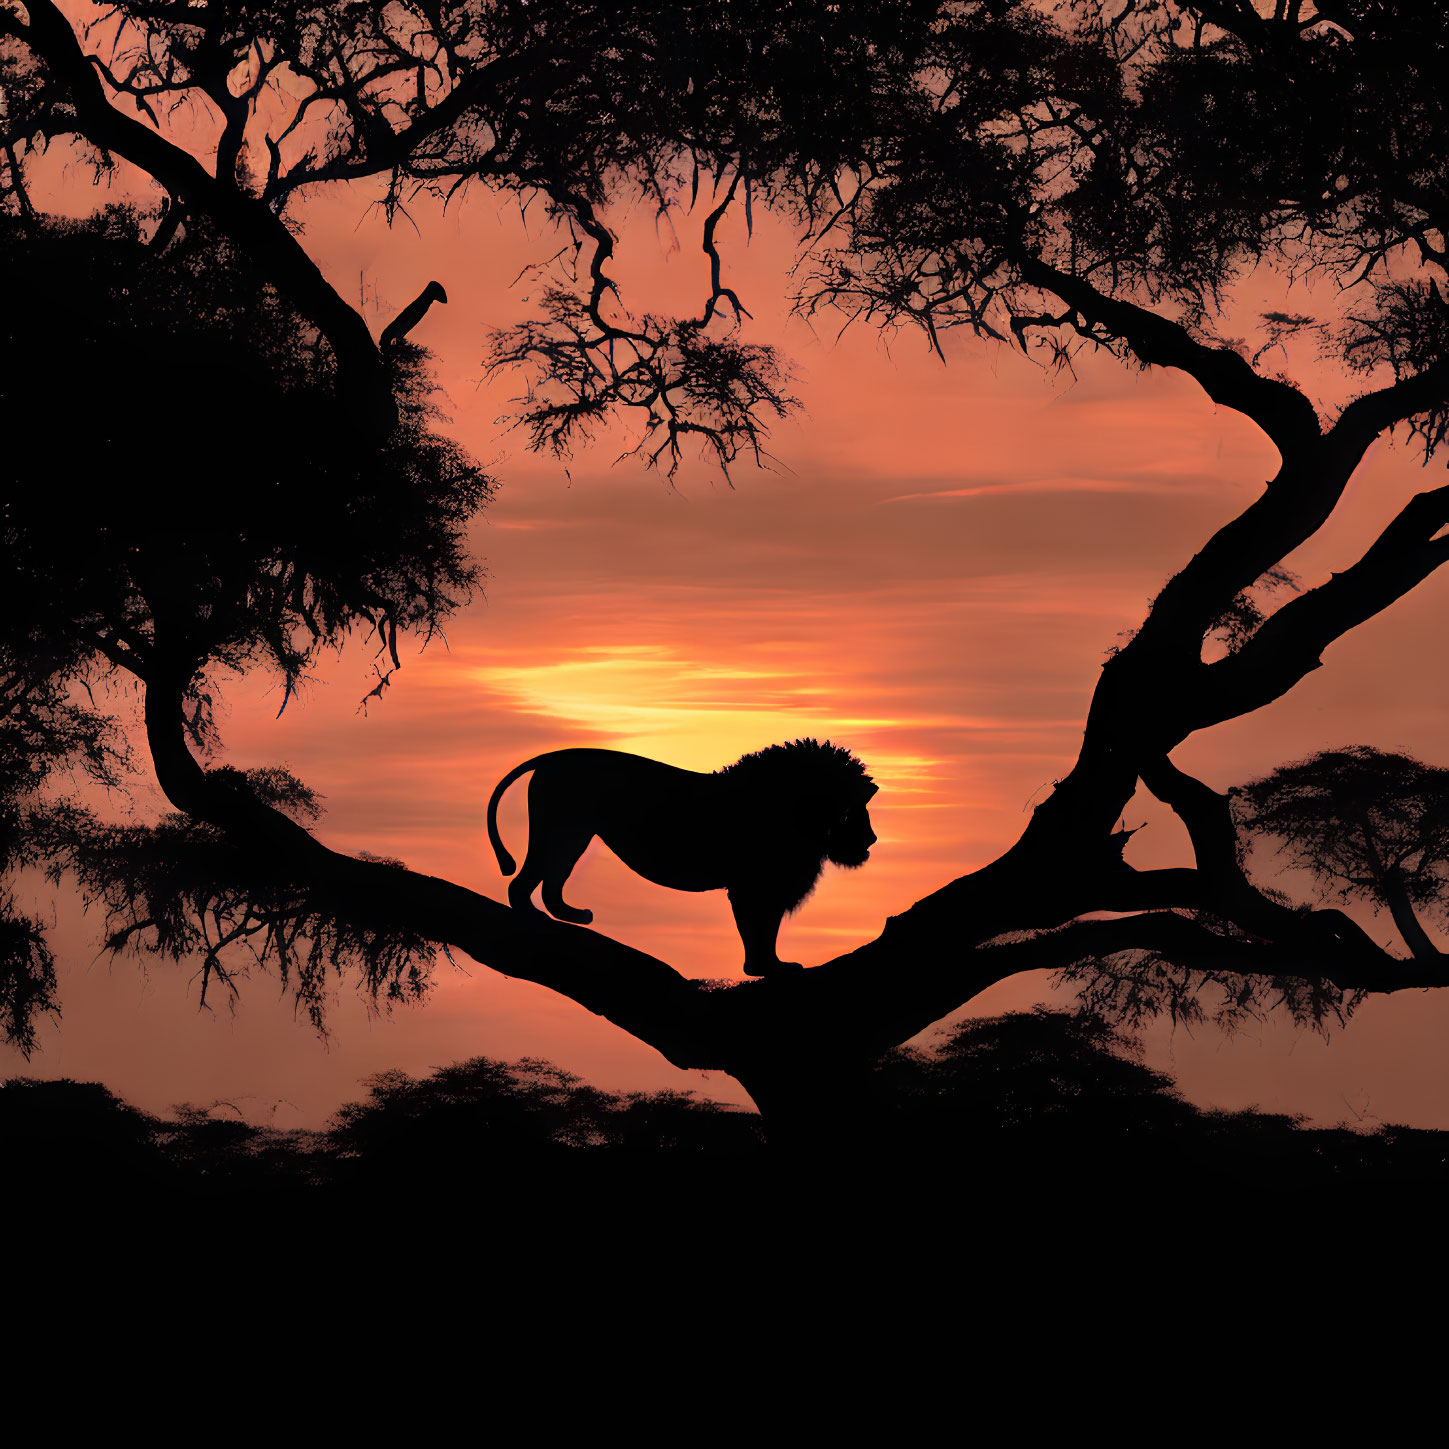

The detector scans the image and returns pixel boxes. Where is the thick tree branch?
[1092,865,1211,912]
[984,911,1420,994]
[132,633,1444,1090]
[1139,756,1241,876]
[139,665,721,1070]
[1327,360,1449,464]
[147,195,184,252]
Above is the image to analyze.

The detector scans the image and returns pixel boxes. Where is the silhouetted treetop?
[1235,746,1449,960]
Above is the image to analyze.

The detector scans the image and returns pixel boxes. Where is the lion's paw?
[743,960,806,977]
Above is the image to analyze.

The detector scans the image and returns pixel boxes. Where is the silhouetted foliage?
[1060,931,1361,1040]
[0,914,58,1059]
[790,2,1449,451]
[32,789,438,1030]
[1204,567,1301,659]
[0,0,914,468]
[0,206,490,1047]
[1,208,487,714]
[0,1076,166,1189]
[328,1056,765,1191]
[6,1013,1446,1204]
[865,1007,1416,1183]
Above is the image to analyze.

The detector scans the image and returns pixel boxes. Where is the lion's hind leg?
[537,825,595,925]
[509,830,594,923]
[507,770,595,923]
[507,861,544,913]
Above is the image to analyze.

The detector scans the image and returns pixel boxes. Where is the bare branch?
[380,279,447,349]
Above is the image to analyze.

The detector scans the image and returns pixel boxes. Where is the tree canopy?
[1235,746,1449,961]
[5,1,1449,1133]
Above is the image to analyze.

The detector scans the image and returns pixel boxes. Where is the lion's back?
[540,750,730,886]
[539,748,712,812]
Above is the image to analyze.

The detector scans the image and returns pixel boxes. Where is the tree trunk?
[735,1058,889,1155]
[1379,871,1440,962]
[1354,815,1441,961]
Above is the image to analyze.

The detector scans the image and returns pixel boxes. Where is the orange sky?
[7,30,1449,1130]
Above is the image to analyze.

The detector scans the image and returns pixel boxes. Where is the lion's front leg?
[728,889,803,977]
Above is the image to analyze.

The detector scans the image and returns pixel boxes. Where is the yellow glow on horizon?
[469,643,930,770]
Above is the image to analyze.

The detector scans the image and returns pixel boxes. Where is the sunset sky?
[8,16,1449,1131]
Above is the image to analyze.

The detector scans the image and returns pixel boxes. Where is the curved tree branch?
[1016,255,1323,461]
[1328,359,1449,464]
[1009,255,1384,663]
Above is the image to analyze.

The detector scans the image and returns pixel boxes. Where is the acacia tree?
[1235,747,1449,963]
[5,0,1449,1135]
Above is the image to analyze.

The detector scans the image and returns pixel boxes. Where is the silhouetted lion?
[487,739,878,976]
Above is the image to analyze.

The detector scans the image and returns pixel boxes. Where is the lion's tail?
[487,754,550,877]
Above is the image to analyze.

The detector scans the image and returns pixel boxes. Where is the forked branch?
[1200,482,1449,727]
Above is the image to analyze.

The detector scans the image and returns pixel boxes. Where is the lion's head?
[720,738,878,867]
[825,793,878,868]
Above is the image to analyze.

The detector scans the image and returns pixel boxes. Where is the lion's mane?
[716,738,872,795]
